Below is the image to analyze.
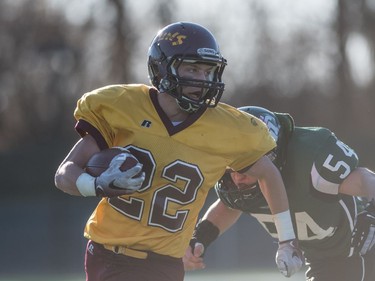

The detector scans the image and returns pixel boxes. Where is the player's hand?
[275,239,304,277]
[351,200,375,255]
[183,219,220,271]
[95,153,145,197]
[183,244,205,271]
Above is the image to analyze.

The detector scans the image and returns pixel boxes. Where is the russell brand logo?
[141,120,152,128]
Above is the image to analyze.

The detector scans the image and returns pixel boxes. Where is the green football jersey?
[248,127,362,261]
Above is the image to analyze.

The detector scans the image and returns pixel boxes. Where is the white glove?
[95,153,145,197]
[275,239,304,278]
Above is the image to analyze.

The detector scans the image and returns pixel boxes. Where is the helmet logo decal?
[197,48,219,57]
[259,115,280,141]
[158,32,187,46]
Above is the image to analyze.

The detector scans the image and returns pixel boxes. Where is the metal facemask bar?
[215,172,267,212]
[160,56,225,112]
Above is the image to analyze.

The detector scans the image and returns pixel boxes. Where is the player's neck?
[158,93,190,122]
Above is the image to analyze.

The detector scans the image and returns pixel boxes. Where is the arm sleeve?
[73,88,119,149]
[311,134,359,196]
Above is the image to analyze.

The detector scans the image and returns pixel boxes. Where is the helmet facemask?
[215,172,267,212]
[159,56,226,113]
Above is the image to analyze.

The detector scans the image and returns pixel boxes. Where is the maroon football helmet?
[147,22,227,113]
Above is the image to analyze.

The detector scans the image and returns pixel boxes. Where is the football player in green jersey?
[54,22,300,281]
[184,106,375,281]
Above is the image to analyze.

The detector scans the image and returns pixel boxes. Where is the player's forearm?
[262,171,297,241]
[55,135,101,196]
[189,200,240,256]
[259,171,289,214]
[246,156,295,241]
[202,199,242,235]
[259,172,296,241]
[55,161,84,196]
[339,167,375,201]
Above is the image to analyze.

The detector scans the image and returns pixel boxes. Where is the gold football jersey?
[74,84,275,257]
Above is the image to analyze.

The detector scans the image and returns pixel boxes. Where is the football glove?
[189,220,220,257]
[351,200,375,256]
[95,153,145,197]
[275,239,304,278]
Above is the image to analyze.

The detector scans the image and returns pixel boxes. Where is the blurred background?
[1,0,375,279]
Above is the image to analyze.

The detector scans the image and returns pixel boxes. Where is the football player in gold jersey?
[54,22,302,281]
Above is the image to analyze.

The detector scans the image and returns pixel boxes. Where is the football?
[85,147,139,177]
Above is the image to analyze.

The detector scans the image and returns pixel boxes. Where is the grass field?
[185,269,306,280]
[0,270,306,281]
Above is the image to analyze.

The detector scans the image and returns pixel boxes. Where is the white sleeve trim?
[311,163,339,195]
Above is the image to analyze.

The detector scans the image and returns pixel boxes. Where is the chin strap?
[176,99,199,113]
